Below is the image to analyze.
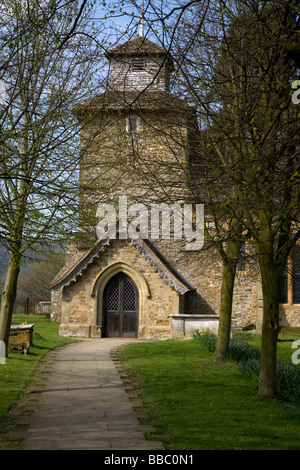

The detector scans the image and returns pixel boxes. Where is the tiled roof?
[105,37,169,58]
[75,90,192,114]
[50,229,195,295]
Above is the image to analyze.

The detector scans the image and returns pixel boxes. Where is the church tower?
[49,24,299,340]
[74,35,193,246]
[50,35,221,340]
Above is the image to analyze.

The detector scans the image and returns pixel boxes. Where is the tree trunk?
[215,246,239,361]
[258,257,280,398]
[0,250,21,355]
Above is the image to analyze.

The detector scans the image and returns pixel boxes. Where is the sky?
[91,0,179,47]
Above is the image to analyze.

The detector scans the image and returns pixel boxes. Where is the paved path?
[18,338,164,450]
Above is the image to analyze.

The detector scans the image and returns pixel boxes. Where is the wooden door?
[103,274,139,337]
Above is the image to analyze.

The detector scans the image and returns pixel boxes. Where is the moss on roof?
[75,90,192,116]
[105,37,169,58]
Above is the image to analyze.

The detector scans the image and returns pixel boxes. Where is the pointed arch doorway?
[103,273,139,338]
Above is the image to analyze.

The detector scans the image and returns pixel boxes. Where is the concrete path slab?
[19,338,164,450]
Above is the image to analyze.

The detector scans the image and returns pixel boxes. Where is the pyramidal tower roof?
[105,36,169,59]
[75,2,188,110]
[76,35,191,114]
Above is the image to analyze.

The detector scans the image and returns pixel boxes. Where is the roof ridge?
[75,90,193,115]
[50,229,195,295]
[105,36,168,58]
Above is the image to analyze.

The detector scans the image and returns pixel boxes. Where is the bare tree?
[0,0,107,353]
[170,0,299,395]
[16,252,65,306]
[101,0,300,398]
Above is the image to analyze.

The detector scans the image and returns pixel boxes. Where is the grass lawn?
[0,314,75,447]
[234,326,300,363]
[1,315,300,450]
[120,331,300,450]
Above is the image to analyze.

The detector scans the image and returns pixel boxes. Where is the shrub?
[276,360,300,408]
[194,328,300,408]
[238,358,260,381]
[13,305,24,315]
[193,328,217,352]
[193,328,260,362]
[226,337,260,363]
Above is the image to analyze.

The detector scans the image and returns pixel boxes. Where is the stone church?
[50,34,300,339]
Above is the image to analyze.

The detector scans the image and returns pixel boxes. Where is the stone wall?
[56,34,300,339]
[52,101,268,335]
[279,305,300,327]
[155,239,260,330]
[77,108,190,246]
[56,238,181,339]
[52,234,264,338]
[8,324,34,354]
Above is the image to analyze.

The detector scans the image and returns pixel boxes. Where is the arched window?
[237,242,246,272]
[279,245,300,305]
[293,246,300,304]
[279,265,288,304]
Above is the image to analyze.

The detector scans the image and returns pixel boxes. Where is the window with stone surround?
[279,245,300,305]
[293,246,300,304]
[126,114,140,133]
[279,264,288,304]
[237,241,246,273]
